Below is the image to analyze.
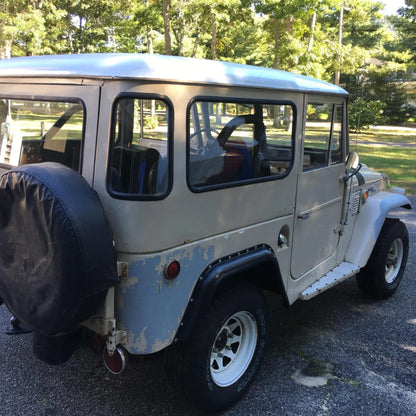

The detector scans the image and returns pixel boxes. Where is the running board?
[300,262,361,300]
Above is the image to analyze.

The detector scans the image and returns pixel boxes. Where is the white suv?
[0,54,411,413]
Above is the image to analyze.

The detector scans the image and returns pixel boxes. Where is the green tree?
[349,97,385,131]
[161,0,254,60]
[0,1,63,57]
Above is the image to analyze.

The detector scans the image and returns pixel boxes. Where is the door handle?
[297,212,310,220]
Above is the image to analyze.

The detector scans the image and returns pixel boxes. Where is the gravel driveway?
[1,197,415,416]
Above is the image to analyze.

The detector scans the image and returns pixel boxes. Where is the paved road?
[1,197,415,416]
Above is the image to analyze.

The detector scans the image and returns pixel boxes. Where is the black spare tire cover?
[0,162,119,335]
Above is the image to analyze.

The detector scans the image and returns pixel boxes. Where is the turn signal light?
[164,260,181,280]
[362,190,369,203]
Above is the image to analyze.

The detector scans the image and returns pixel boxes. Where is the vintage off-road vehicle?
[0,54,411,413]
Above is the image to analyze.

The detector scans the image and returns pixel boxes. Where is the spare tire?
[0,162,119,336]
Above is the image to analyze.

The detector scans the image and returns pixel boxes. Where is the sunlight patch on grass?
[350,127,416,145]
[356,144,416,195]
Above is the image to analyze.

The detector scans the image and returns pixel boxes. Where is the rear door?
[291,98,346,279]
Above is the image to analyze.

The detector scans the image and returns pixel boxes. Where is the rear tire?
[356,219,408,299]
[166,285,269,413]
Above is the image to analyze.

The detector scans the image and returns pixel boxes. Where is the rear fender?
[173,245,286,344]
[346,191,411,267]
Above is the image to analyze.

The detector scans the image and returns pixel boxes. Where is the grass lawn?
[350,127,416,195]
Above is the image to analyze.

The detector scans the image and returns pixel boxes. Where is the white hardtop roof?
[0,53,347,96]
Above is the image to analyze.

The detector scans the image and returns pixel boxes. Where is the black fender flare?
[174,244,288,344]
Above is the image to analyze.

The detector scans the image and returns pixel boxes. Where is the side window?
[0,98,83,171]
[303,102,344,171]
[108,96,170,199]
[331,104,343,165]
[188,100,294,190]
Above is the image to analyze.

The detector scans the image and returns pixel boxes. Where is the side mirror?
[345,151,360,172]
[341,151,362,182]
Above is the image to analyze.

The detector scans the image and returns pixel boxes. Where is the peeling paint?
[116,243,216,355]
[119,276,139,295]
[114,217,283,356]
[151,331,175,353]
[126,327,148,353]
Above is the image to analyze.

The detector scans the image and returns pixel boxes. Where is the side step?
[300,262,361,300]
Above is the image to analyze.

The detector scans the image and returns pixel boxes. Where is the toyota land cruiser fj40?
[0,54,411,413]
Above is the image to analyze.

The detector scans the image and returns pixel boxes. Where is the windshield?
[0,98,84,171]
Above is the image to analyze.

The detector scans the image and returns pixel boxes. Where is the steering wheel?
[216,115,253,148]
[189,128,220,155]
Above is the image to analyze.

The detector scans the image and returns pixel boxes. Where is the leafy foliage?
[0,0,415,125]
[349,98,385,131]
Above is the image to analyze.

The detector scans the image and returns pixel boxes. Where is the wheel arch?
[174,244,287,344]
[346,191,411,267]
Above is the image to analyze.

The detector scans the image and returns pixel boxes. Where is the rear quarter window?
[107,95,172,200]
[0,98,83,171]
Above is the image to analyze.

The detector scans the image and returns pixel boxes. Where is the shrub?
[349,99,385,132]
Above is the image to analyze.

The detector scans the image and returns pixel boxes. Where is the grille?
[351,190,361,215]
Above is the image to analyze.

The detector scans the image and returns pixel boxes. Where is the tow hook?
[103,319,127,375]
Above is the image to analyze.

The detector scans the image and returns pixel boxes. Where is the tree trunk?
[285,16,294,69]
[273,22,280,70]
[143,0,154,54]
[210,7,217,60]
[67,9,74,53]
[0,39,12,59]
[176,0,184,56]
[146,24,154,54]
[163,0,172,55]
[308,11,317,52]
[191,30,200,57]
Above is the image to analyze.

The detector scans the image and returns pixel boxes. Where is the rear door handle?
[297,212,310,220]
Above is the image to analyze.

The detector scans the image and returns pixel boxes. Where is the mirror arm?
[341,162,362,183]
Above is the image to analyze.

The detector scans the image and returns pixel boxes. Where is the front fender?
[346,191,411,267]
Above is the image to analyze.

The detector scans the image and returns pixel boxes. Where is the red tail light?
[164,260,181,280]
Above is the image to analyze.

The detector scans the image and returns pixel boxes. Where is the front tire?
[356,218,408,299]
[167,285,269,413]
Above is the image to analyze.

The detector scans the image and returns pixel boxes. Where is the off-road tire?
[166,284,269,413]
[356,218,408,299]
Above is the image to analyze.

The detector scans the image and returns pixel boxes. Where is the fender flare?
[346,191,411,267]
[173,245,287,344]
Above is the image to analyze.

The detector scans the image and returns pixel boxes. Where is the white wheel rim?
[385,238,404,284]
[210,311,257,387]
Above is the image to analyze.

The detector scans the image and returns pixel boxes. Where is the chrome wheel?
[210,311,257,387]
[385,238,404,284]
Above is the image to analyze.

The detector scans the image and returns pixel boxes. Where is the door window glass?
[303,102,344,171]
[188,100,294,190]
